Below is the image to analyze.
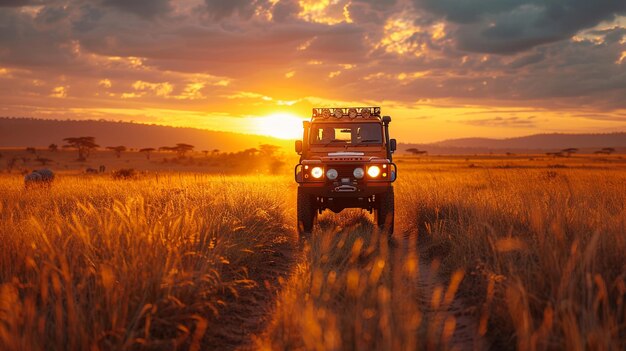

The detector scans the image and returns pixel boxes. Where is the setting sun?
[253,113,306,140]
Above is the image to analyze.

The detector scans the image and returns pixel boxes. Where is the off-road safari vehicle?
[294,107,397,237]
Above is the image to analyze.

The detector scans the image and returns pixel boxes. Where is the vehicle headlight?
[311,166,324,179]
[367,166,381,177]
[326,168,338,180]
[353,167,364,179]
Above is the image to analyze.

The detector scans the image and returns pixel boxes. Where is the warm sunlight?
[253,112,306,139]
[1,3,625,350]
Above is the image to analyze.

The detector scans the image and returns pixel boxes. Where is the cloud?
[0,8,76,67]
[574,113,626,122]
[50,86,68,98]
[101,0,172,19]
[203,0,270,20]
[272,0,299,22]
[98,79,112,88]
[0,0,36,7]
[414,0,626,53]
[459,116,537,128]
[0,0,625,137]
[508,50,545,68]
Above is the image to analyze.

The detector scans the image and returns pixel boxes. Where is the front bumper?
[297,182,391,198]
[294,162,397,197]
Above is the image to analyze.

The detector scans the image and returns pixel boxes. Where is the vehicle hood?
[302,150,389,163]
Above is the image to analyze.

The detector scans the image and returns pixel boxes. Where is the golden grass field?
[0,153,625,350]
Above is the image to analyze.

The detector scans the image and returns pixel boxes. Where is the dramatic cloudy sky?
[1,0,625,142]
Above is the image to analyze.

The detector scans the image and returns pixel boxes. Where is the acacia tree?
[561,148,578,157]
[174,143,194,158]
[602,147,616,155]
[140,147,155,159]
[406,147,427,155]
[35,156,53,166]
[63,137,99,161]
[106,145,127,158]
[48,144,58,152]
[259,144,280,157]
[159,144,194,158]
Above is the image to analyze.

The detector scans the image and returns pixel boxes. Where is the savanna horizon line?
[2,116,625,147]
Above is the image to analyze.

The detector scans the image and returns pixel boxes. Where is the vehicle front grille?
[328,164,362,179]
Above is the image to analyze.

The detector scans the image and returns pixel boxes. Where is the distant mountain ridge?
[1,117,624,154]
[433,133,626,149]
[402,132,626,154]
[0,117,291,152]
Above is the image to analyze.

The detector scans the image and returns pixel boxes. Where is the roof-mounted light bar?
[312,107,381,119]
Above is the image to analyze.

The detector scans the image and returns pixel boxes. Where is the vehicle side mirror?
[390,139,397,152]
[295,140,303,154]
[382,116,391,124]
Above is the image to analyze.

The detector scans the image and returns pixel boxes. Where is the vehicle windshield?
[310,123,383,145]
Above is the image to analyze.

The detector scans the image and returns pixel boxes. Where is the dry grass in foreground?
[259,212,477,351]
[260,156,626,350]
[0,174,295,350]
[0,155,625,350]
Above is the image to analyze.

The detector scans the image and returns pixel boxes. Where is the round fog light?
[353,167,364,179]
[326,168,338,180]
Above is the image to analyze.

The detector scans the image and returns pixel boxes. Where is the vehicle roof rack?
[312,107,381,120]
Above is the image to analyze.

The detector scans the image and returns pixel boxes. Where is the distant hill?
[0,117,291,152]
[433,133,626,149]
[399,132,626,154]
[3,118,623,155]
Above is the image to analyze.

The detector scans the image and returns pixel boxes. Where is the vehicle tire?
[375,187,395,237]
[297,188,316,238]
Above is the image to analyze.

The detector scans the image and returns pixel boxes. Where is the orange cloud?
[50,86,68,98]
[0,2,623,142]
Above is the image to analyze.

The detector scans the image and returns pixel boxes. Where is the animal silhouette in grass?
[24,169,55,188]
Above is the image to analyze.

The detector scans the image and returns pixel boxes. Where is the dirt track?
[201,234,297,350]
[209,212,486,351]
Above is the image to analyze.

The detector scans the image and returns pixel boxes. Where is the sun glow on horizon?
[253,112,306,139]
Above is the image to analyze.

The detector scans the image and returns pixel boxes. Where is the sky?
[0,0,625,143]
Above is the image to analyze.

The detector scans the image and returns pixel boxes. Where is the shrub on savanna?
[0,174,294,350]
[112,168,138,180]
[396,168,626,349]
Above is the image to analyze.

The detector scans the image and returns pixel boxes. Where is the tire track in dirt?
[201,232,298,350]
[392,235,487,351]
